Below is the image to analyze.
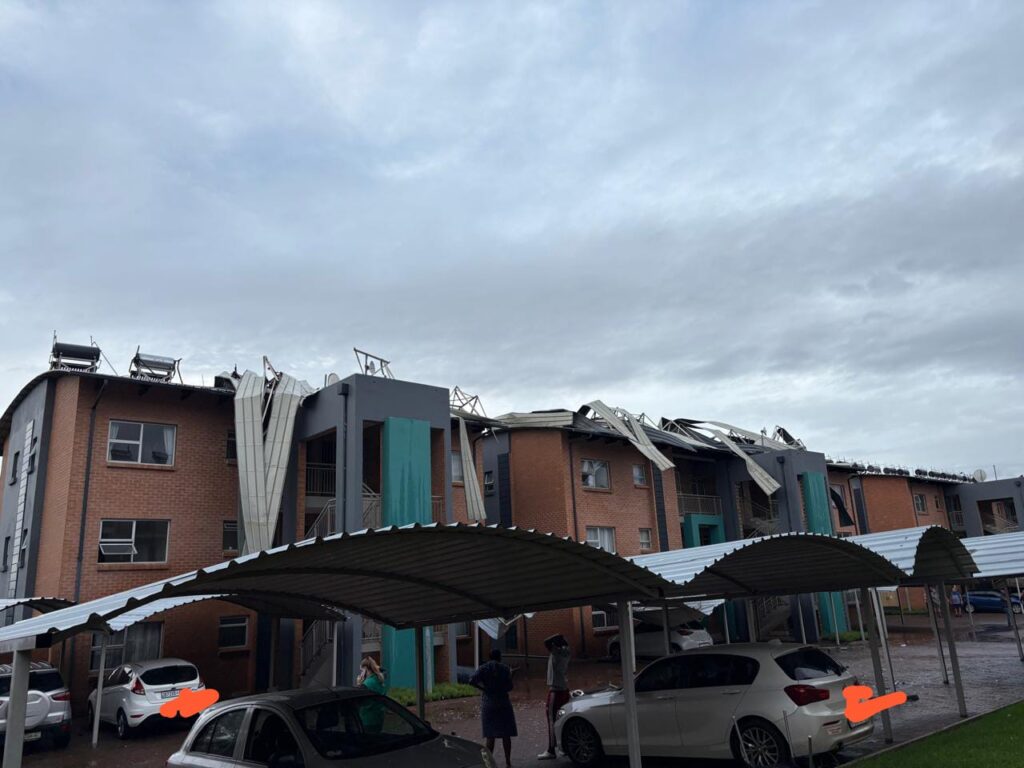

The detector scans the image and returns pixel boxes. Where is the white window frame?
[913,493,927,514]
[483,470,495,495]
[585,526,616,553]
[632,464,648,487]
[581,459,611,490]
[98,519,169,563]
[218,616,249,650]
[450,451,464,484]
[107,420,177,466]
[591,604,619,631]
[639,528,653,551]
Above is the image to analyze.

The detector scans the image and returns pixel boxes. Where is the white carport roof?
[0,597,75,614]
[960,531,1024,580]
[0,524,678,652]
[630,526,976,599]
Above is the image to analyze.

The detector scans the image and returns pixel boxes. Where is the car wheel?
[608,643,620,661]
[732,718,789,768]
[116,710,131,740]
[1013,603,1022,615]
[562,718,604,767]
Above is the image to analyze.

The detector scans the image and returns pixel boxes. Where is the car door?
[241,707,306,768]
[675,654,759,757]
[185,707,250,767]
[624,656,687,756]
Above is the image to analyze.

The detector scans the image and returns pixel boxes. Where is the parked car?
[87,658,203,739]
[0,662,72,749]
[555,643,872,767]
[168,686,492,767]
[607,620,713,660]
[965,590,1023,614]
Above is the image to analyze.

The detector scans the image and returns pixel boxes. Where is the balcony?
[678,493,723,516]
[306,462,336,497]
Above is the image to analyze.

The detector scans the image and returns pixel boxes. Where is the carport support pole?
[415,626,427,722]
[662,604,672,656]
[616,599,642,768]
[871,590,897,691]
[859,588,893,744]
[853,589,865,642]
[829,593,841,648]
[938,582,968,718]
[926,593,948,684]
[1009,596,1024,662]
[92,633,108,747]
[2,649,31,768]
[796,595,807,644]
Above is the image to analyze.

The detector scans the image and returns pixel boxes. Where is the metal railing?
[306,499,335,539]
[678,494,723,516]
[362,487,382,529]
[431,496,444,520]
[949,508,966,530]
[310,490,443,535]
[301,619,335,677]
[306,462,336,497]
[983,507,1020,534]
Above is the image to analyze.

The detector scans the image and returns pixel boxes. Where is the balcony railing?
[306,462,336,497]
[678,493,723,516]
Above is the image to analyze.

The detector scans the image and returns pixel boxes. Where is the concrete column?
[616,600,642,768]
[859,588,893,743]
[2,649,31,768]
[938,582,968,718]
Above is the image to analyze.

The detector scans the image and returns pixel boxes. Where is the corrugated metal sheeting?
[0,524,679,651]
[631,526,975,599]
[961,531,1024,579]
[457,416,486,521]
[0,597,74,614]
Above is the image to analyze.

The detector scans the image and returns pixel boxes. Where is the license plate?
[24,732,41,742]
[161,690,178,699]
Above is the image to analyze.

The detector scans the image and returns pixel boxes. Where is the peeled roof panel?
[848,527,977,583]
[585,401,674,471]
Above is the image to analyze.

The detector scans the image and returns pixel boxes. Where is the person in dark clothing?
[469,648,517,767]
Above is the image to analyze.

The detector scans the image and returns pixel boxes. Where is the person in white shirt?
[538,634,571,760]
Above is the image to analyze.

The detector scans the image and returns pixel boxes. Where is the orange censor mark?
[160,688,220,719]
[843,684,908,723]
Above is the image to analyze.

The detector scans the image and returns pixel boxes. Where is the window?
[452,621,471,638]
[141,664,198,686]
[219,616,248,649]
[0,669,66,697]
[581,459,610,489]
[632,464,648,486]
[245,709,303,766]
[296,697,432,759]
[191,709,246,757]
[222,521,239,551]
[775,647,844,681]
[90,623,162,670]
[483,470,495,496]
[591,604,619,630]
[639,528,653,551]
[450,451,464,484]
[98,519,169,563]
[636,657,687,692]
[935,495,941,510]
[107,421,176,465]
[226,431,237,461]
[688,654,760,688]
[952,495,962,512]
[913,493,927,514]
[7,452,19,485]
[690,477,707,496]
[585,526,616,552]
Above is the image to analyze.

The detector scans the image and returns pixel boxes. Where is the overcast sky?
[1,1,1022,477]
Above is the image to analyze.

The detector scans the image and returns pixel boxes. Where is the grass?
[851,701,1024,767]
[389,682,479,707]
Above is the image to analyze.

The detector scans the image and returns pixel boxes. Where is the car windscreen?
[296,694,435,759]
[141,665,199,686]
[775,648,844,681]
[0,670,65,696]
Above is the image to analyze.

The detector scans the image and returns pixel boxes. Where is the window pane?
[110,422,141,442]
[141,424,175,465]
[108,442,140,462]
[196,709,246,757]
[594,461,610,488]
[125,623,162,662]
[219,618,248,648]
[223,521,239,551]
[245,710,302,765]
[100,520,134,540]
[450,452,464,483]
[633,465,647,485]
[775,648,844,681]
[134,520,168,562]
[141,665,198,686]
[637,658,687,692]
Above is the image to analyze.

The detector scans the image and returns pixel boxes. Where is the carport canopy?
[0,597,75,614]
[961,531,1024,580]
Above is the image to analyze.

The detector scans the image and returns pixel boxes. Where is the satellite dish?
[326,372,340,386]
[972,468,988,482]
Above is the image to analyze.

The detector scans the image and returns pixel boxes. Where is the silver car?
[87,657,203,738]
[0,662,72,750]
[169,687,491,768]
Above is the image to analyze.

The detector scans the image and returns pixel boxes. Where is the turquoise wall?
[682,514,725,547]
[380,417,433,689]
[802,471,849,634]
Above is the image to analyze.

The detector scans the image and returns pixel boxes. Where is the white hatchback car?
[87,658,203,739]
[555,643,873,767]
[607,620,713,660]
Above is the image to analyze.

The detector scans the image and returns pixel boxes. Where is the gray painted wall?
[952,477,1024,537]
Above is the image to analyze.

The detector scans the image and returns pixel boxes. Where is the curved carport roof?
[960,531,1024,579]
[630,525,975,599]
[0,523,678,651]
[0,597,75,614]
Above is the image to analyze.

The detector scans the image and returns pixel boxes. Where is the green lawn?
[852,701,1024,767]
[389,682,479,707]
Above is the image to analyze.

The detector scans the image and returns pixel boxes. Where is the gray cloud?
[1,0,1022,476]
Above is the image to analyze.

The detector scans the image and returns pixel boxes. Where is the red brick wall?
[861,476,919,532]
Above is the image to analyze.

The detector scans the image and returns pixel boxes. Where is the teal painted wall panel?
[682,514,725,547]
[381,417,433,689]
[801,472,848,634]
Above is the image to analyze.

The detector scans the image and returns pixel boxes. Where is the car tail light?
[52,691,71,702]
[785,685,830,706]
[198,677,205,689]
[130,677,145,695]
[678,629,693,636]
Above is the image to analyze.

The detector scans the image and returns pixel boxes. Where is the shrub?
[389,682,478,707]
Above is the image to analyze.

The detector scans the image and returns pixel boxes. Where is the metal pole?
[415,626,426,722]
[746,600,757,642]
[662,604,672,656]
[938,582,968,718]
[331,621,339,686]
[1016,577,1022,604]
[2,649,31,768]
[853,590,865,642]
[926,591,948,685]
[896,589,905,626]
[872,590,897,690]
[473,621,480,670]
[267,619,277,691]
[616,600,642,768]
[92,634,108,747]
[1003,587,1024,662]
[723,603,731,644]
[627,605,638,673]
[965,586,976,640]
[859,588,893,743]
[797,595,807,644]
[829,593,841,648]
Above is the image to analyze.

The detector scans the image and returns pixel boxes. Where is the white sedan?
[555,643,873,767]
[606,620,712,659]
